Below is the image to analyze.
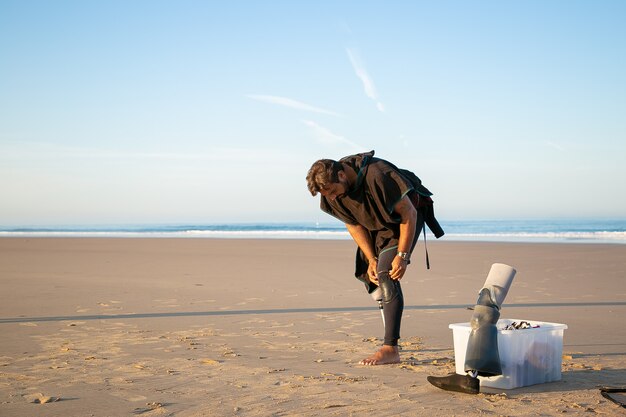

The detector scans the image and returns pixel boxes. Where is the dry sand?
[1,238,625,416]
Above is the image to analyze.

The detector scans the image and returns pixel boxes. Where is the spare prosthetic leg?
[465,263,516,376]
[428,263,516,394]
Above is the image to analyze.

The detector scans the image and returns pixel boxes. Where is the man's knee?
[378,274,402,304]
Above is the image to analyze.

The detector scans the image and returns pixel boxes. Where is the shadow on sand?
[2,301,626,324]
[480,367,626,396]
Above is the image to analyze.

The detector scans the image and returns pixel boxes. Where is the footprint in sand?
[133,402,166,415]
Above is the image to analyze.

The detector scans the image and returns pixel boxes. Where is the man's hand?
[367,258,379,284]
[389,256,408,280]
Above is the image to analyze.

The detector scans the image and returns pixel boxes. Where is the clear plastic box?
[449,319,568,389]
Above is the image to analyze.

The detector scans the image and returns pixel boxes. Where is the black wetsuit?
[320,150,444,346]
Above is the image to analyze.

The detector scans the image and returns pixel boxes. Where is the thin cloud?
[545,141,565,151]
[346,48,385,112]
[247,95,341,117]
[0,141,289,162]
[301,120,364,152]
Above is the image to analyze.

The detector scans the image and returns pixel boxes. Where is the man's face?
[319,171,349,201]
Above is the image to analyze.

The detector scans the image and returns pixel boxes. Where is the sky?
[1,0,625,226]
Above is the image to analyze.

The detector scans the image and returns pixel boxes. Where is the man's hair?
[306,159,343,196]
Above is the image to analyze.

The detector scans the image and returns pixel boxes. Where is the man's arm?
[390,195,417,280]
[345,223,379,284]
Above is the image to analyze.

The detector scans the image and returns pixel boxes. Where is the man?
[306,150,444,365]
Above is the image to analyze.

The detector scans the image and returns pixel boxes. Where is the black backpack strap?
[423,221,430,269]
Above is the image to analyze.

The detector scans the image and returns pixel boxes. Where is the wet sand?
[1,238,625,416]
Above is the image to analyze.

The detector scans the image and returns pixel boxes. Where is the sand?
[1,237,625,416]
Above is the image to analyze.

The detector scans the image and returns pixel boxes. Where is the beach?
[1,238,625,416]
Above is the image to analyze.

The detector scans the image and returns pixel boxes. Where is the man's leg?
[359,248,403,365]
[359,212,424,366]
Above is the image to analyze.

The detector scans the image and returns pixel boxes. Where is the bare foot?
[359,345,400,365]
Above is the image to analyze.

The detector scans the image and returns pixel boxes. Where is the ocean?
[1,219,625,244]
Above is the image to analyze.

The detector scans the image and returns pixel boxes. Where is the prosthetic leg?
[427,263,516,394]
[370,287,385,328]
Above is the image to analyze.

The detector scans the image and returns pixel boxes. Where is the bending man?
[306,150,444,365]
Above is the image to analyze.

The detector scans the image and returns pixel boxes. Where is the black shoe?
[427,373,480,395]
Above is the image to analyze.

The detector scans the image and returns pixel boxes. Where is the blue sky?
[1,1,625,225]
